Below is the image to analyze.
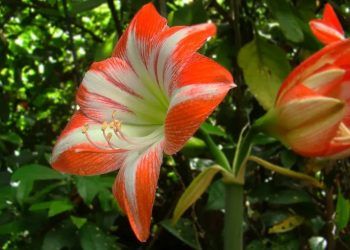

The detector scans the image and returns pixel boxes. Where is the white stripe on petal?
[169,83,233,108]
[303,68,345,90]
[312,22,345,41]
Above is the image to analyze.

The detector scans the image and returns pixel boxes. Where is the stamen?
[82,124,89,134]
[101,121,108,131]
[79,111,134,152]
[82,124,109,150]
[102,128,120,149]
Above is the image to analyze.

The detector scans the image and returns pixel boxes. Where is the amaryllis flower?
[51,3,234,241]
[309,3,345,45]
[257,40,350,158]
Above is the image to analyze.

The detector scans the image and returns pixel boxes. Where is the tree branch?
[107,0,123,38]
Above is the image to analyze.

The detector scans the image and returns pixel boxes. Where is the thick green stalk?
[224,183,244,250]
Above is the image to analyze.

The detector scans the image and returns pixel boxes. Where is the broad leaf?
[76,176,101,204]
[172,165,226,224]
[267,189,312,205]
[206,180,225,211]
[0,132,22,145]
[200,122,227,138]
[12,164,65,181]
[79,223,119,250]
[266,0,304,43]
[335,190,350,231]
[71,0,106,14]
[238,38,291,109]
[70,216,87,229]
[268,215,304,234]
[160,219,201,250]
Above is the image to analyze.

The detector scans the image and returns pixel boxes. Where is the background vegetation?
[1,0,350,249]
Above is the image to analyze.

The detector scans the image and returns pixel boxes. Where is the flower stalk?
[224,183,244,250]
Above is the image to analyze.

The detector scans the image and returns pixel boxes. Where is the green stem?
[199,127,231,170]
[224,183,244,250]
[247,156,324,189]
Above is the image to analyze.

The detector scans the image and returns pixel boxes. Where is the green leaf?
[172,165,226,224]
[70,216,87,229]
[232,125,254,175]
[268,215,304,234]
[0,132,22,145]
[200,122,227,138]
[267,189,312,205]
[0,186,15,209]
[12,164,65,203]
[48,200,74,217]
[160,219,201,250]
[30,200,74,217]
[335,190,350,231]
[76,176,101,204]
[94,33,117,61]
[206,180,225,210]
[80,223,119,250]
[266,0,304,43]
[280,150,297,169]
[182,137,206,157]
[42,220,77,250]
[29,201,52,211]
[71,0,106,14]
[16,180,34,204]
[12,164,65,182]
[238,38,291,109]
[0,220,25,235]
[168,1,207,26]
[247,240,268,250]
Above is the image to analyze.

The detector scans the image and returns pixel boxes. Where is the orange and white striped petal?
[113,141,164,242]
[309,3,345,45]
[51,111,126,175]
[177,53,233,88]
[112,3,168,61]
[164,83,233,154]
[151,23,217,96]
[276,40,350,105]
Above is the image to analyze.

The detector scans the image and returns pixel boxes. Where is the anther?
[112,110,117,120]
[101,121,108,131]
[81,124,89,134]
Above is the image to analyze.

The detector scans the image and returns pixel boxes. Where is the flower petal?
[277,40,350,105]
[112,3,168,60]
[276,96,345,156]
[176,53,234,88]
[51,111,126,175]
[164,83,233,154]
[113,141,164,242]
[152,23,217,96]
[323,3,344,33]
[77,57,167,125]
[309,3,344,45]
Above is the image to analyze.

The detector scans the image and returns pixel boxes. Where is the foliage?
[1,0,350,249]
